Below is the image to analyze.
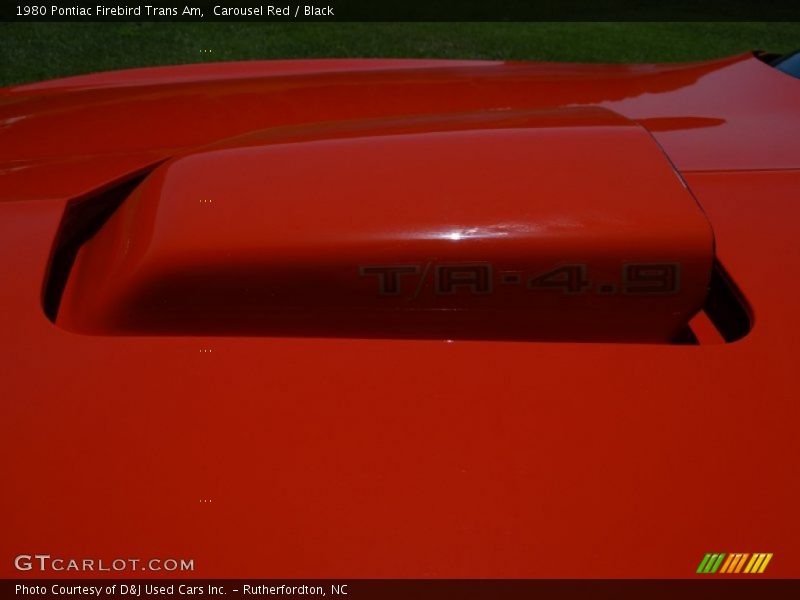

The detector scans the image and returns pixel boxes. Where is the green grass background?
[1,22,798,86]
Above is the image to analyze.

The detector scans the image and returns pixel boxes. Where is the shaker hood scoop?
[55,107,714,342]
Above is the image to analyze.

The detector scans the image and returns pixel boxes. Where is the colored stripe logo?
[696,553,773,574]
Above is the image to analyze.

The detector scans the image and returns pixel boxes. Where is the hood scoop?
[54,108,714,342]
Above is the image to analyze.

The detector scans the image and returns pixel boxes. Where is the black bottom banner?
[6,580,800,599]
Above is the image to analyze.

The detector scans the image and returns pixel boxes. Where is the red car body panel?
[0,53,798,578]
[56,107,713,342]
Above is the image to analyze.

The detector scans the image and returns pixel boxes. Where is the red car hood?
[1,53,799,578]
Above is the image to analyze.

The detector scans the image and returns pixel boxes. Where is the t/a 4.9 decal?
[359,262,680,296]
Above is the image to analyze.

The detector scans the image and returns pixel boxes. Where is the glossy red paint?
[0,54,798,578]
[56,108,712,341]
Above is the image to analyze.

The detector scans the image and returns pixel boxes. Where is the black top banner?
[3,0,800,22]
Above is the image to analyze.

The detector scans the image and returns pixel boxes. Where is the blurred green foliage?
[1,21,798,86]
